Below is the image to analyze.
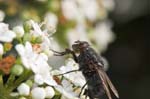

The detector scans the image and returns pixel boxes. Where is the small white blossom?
[0,43,3,55]
[93,21,115,52]
[16,42,57,86]
[0,10,5,22]
[0,23,16,42]
[61,0,79,20]
[55,79,79,99]
[17,83,30,96]
[13,26,24,37]
[67,24,89,47]
[77,0,99,21]
[15,42,38,69]
[30,20,53,52]
[44,12,58,33]
[62,0,100,22]
[29,20,44,36]
[31,53,57,86]
[31,87,46,99]
[45,86,55,98]
[59,58,86,87]
[34,74,44,85]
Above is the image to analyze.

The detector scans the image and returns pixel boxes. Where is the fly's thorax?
[72,41,90,53]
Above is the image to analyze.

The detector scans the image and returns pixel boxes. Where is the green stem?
[11,69,32,90]
[0,70,32,98]
[5,74,16,90]
[0,74,3,91]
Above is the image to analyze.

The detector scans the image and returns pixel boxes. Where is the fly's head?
[72,40,89,53]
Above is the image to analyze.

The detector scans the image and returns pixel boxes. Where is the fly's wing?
[86,48,119,98]
[96,66,112,99]
[96,66,119,98]
[103,70,119,98]
[89,60,119,99]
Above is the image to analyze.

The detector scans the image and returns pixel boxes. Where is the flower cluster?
[0,0,115,53]
[0,18,86,99]
[60,0,115,52]
[0,0,115,98]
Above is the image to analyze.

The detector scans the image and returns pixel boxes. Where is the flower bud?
[24,20,32,32]
[25,80,33,87]
[31,87,46,99]
[23,33,31,42]
[31,36,43,44]
[45,86,55,98]
[35,37,43,43]
[4,43,12,52]
[17,83,30,96]
[13,26,24,38]
[11,64,24,76]
[34,74,44,85]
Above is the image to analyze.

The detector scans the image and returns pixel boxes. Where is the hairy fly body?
[53,41,119,99]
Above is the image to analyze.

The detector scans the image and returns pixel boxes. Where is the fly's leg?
[79,81,88,97]
[51,48,80,76]
[51,48,78,63]
[54,69,79,76]
[83,89,91,99]
[50,49,69,56]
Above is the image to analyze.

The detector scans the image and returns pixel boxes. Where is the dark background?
[103,0,150,99]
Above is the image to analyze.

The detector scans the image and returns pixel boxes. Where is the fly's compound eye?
[72,44,80,51]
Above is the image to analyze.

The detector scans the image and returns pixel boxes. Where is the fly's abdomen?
[78,48,107,99]
[83,71,106,99]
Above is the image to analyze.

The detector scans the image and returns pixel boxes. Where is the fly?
[52,40,119,99]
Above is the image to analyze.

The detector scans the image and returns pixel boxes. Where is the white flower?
[34,74,44,85]
[0,10,5,22]
[93,21,115,52]
[0,43,3,55]
[77,0,99,21]
[17,83,30,96]
[15,42,57,86]
[61,0,100,22]
[29,20,44,36]
[31,87,46,99]
[26,20,56,57]
[61,0,79,20]
[13,26,24,37]
[0,23,16,42]
[44,12,58,33]
[59,58,86,87]
[45,86,55,98]
[55,79,79,99]
[31,53,57,86]
[15,42,38,69]
[67,24,89,47]
[30,20,53,52]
